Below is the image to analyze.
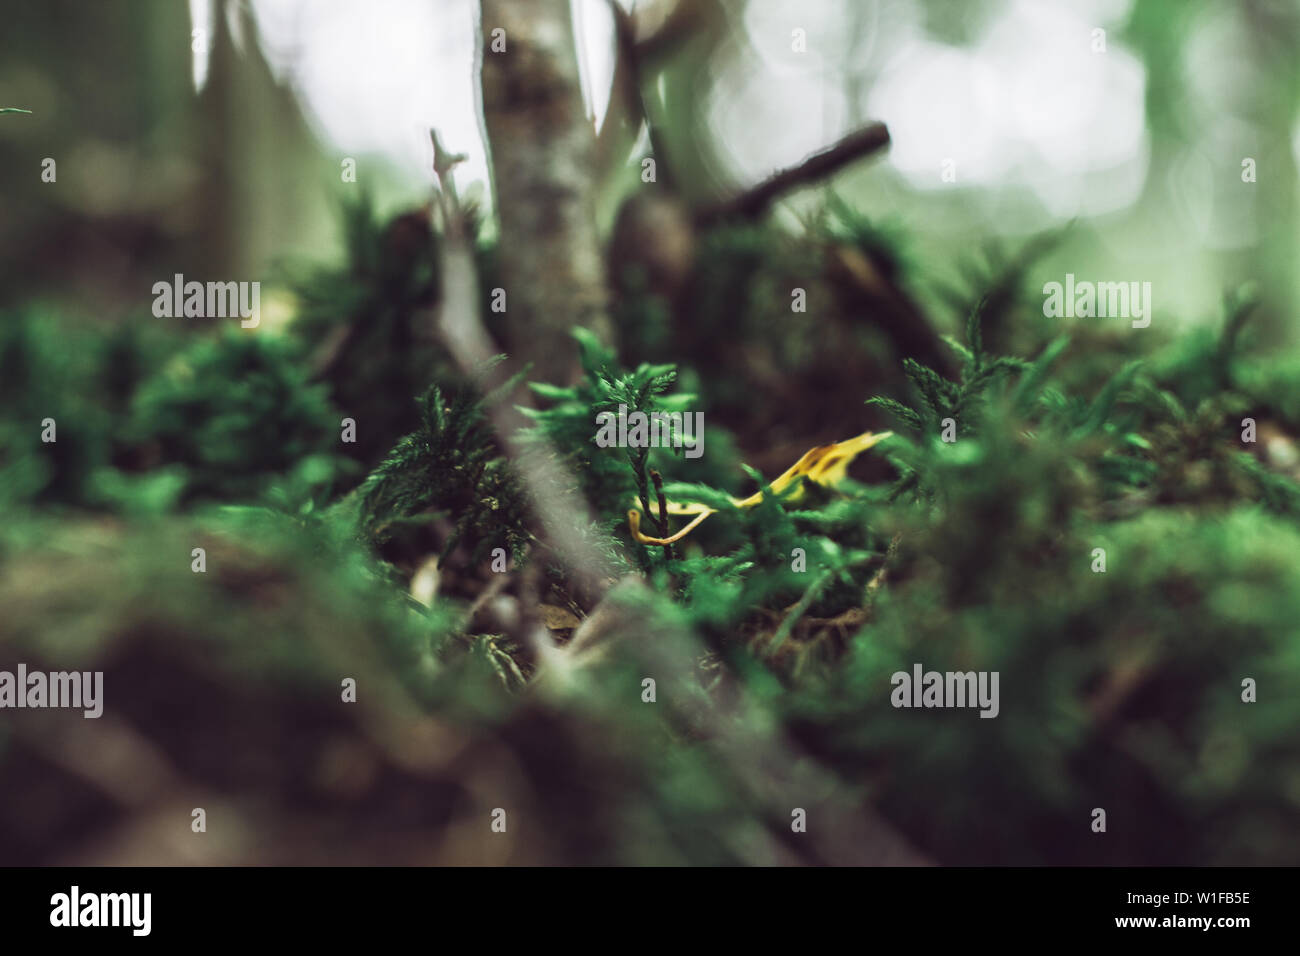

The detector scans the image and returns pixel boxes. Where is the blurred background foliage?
[2,0,1299,865]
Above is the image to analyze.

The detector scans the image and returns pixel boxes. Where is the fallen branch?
[695,122,891,227]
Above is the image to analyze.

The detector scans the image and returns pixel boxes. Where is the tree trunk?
[479,0,613,385]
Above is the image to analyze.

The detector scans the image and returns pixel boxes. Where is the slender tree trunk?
[479,0,612,385]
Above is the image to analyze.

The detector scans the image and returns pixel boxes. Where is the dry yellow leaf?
[627,429,892,545]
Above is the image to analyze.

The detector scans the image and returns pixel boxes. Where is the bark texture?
[479,0,612,385]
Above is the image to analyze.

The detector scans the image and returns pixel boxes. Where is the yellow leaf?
[627,430,892,545]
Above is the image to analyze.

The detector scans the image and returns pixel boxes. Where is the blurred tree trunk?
[0,0,331,315]
[196,1,336,281]
[1239,0,1300,343]
[479,0,612,385]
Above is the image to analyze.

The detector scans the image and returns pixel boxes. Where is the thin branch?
[430,129,620,603]
[649,467,674,561]
[695,122,891,227]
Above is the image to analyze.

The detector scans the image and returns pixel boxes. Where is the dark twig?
[649,467,673,562]
[695,122,891,227]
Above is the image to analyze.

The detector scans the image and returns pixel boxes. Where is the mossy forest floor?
[2,197,1298,865]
